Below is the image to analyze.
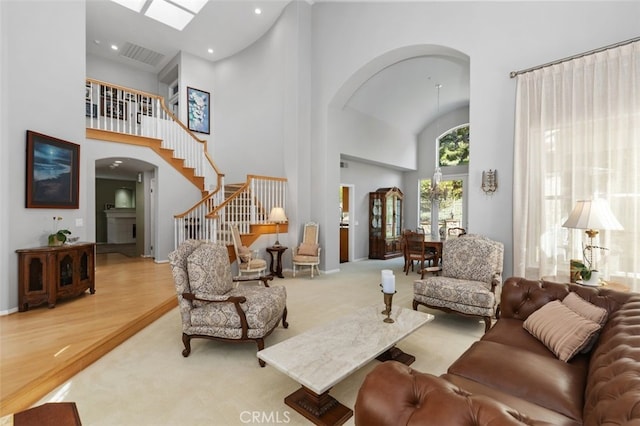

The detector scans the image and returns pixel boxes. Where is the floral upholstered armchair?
[413,235,504,332]
[168,240,289,367]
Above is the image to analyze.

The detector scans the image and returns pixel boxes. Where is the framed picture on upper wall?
[187,86,210,134]
[25,130,80,209]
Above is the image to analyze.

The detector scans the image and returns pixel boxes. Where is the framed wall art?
[187,86,210,134]
[26,130,80,209]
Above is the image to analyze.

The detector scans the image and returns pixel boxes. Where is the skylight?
[110,0,146,13]
[109,0,208,31]
[145,0,194,31]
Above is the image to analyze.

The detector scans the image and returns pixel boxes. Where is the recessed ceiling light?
[254,8,262,15]
[109,0,146,13]
[170,0,208,14]
[145,0,194,31]
[207,48,213,54]
[111,44,118,51]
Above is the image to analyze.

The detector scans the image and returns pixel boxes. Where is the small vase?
[583,270,600,286]
[48,235,63,247]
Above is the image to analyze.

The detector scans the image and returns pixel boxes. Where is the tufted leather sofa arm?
[354,361,552,426]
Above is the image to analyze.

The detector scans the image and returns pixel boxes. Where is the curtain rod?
[509,36,640,78]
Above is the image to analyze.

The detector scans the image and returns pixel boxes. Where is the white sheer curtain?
[513,41,639,291]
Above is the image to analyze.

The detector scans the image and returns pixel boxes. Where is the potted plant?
[570,259,599,285]
[48,217,71,246]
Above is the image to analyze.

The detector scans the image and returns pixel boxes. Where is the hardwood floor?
[0,253,177,416]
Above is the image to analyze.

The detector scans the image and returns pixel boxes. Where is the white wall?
[310,1,640,277]
[331,107,416,171]
[1,0,86,313]
[87,54,159,94]
[211,1,312,252]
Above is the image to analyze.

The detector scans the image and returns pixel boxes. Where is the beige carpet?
[38,257,485,425]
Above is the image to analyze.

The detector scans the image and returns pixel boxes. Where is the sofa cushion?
[447,340,587,421]
[482,318,592,374]
[523,300,601,362]
[189,285,287,339]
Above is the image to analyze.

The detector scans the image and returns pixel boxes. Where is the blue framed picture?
[25,130,79,209]
[187,87,210,134]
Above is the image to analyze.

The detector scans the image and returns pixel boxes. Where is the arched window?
[438,124,469,167]
[418,124,470,237]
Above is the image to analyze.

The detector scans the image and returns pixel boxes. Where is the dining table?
[422,236,443,267]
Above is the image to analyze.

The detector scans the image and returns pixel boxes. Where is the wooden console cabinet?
[16,243,96,311]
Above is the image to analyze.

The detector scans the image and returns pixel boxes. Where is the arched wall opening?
[329,43,470,263]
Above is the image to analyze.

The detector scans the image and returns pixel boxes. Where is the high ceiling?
[88,0,470,179]
[86,0,291,72]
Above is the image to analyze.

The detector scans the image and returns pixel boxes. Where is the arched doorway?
[95,157,156,259]
[330,44,470,262]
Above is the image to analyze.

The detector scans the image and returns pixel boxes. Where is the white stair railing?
[85,78,218,192]
[173,175,287,249]
[84,80,288,248]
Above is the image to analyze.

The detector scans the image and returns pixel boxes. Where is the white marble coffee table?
[257,304,434,426]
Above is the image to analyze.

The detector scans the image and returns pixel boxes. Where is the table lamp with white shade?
[268,207,287,247]
[562,198,623,271]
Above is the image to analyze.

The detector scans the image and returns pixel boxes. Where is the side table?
[541,275,630,292]
[266,246,287,278]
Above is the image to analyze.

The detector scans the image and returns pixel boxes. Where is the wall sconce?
[481,169,498,194]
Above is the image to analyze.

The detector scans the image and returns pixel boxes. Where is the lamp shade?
[268,207,287,223]
[562,199,623,231]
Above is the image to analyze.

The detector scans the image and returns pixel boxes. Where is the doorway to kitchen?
[339,184,355,263]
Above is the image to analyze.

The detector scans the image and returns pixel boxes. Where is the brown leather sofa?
[355,277,640,425]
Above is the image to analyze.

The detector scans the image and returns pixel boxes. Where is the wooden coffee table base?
[285,386,352,426]
[284,347,416,426]
[375,345,416,365]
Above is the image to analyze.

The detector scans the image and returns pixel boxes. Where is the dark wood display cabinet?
[16,242,96,311]
[369,187,404,259]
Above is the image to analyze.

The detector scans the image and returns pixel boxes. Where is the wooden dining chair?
[404,231,435,278]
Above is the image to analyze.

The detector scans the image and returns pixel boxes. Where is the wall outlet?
[75,218,83,227]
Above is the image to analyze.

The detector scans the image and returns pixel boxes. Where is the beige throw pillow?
[562,292,608,325]
[298,243,319,256]
[523,300,601,362]
[562,292,608,353]
[238,245,252,262]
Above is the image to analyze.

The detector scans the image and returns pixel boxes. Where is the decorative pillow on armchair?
[238,245,252,262]
[298,243,319,256]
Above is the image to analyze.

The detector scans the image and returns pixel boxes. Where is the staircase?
[85,79,287,251]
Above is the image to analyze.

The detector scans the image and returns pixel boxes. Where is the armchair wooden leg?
[412,299,419,311]
[282,306,289,328]
[257,338,266,367]
[181,333,192,357]
[483,316,492,333]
